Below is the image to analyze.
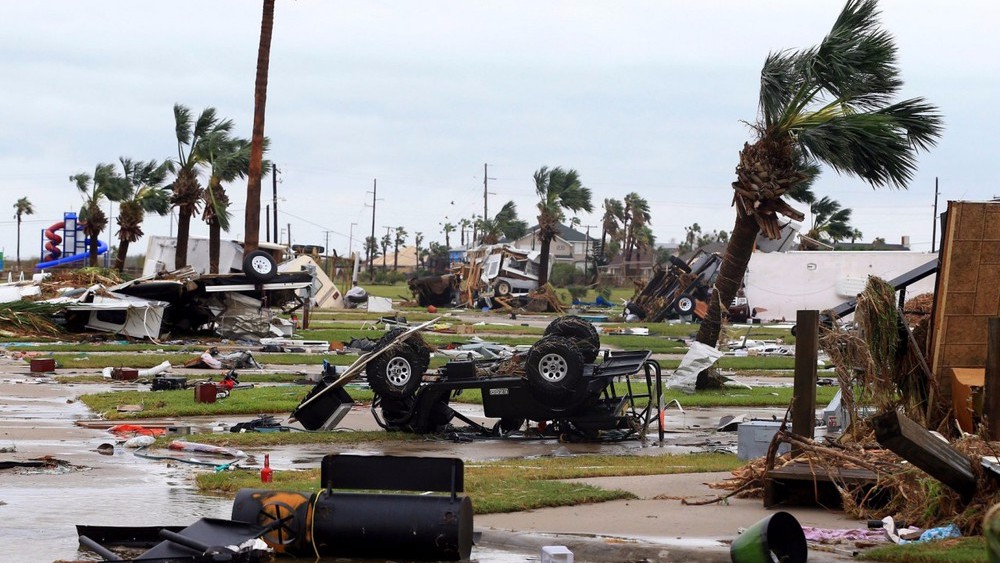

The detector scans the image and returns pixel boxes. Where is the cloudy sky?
[1,1,995,267]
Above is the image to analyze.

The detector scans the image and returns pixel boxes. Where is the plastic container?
[730,511,807,563]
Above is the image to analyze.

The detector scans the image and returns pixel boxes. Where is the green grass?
[78,385,318,419]
[859,537,985,562]
[195,452,742,514]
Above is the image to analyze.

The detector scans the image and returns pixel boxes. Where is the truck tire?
[525,336,584,404]
[366,347,423,400]
[243,250,278,282]
[543,315,600,363]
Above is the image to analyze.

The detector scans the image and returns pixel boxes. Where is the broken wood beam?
[791,309,818,454]
[872,409,977,502]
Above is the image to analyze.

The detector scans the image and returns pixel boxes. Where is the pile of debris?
[626,251,753,323]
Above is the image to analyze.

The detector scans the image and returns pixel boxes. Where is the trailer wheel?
[243,250,278,282]
[525,336,584,403]
[495,280,512,296]
[367,347,423,399]
[544,315,600,363]
[675,296,695,315]
[378,328,431,373]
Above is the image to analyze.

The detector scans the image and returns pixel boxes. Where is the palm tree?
[533,166,593,286]
[414,231,424,269]
[71,163,127,267]
[12,197,34,270]
[600,198,625,260]
[199,133,266,273]
[392,226,407,271]
[802,196,855,248]
[441,222,455,248]
[244,0,276,253]
[479,200,527,244]
[169,104,234,268]
[380,233,391,269]
[459,218,471,247]
[695,0,942,352]
[114,158,172,272]
[623,192,651,264]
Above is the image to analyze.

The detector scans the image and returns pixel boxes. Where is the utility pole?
[931,177,940,253]
[366,179,380,279]
[265,204,270,243]
[323,230,331,278]
[349,222,358,259]
[483,162,495,220]
[272,163,279,244]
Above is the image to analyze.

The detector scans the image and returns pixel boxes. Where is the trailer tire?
[495,280,512,296]
[525,336,584,404]
[544,315,600,363]
[243,250,278,282]
[675,296,695,315]
[366,348,423,400]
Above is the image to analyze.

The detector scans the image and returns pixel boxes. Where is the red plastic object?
[261,454,273,483]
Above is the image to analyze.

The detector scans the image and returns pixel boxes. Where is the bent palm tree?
[533,166,593,286]
[695,0,942,356]
[115,158,172,272]
[71,163,127,267]
[200,133,265,273]
[170,104,234,269]
[13,197,34,270]
[600,198,625,261]
[479,200,527,245]
[802,196,855,248]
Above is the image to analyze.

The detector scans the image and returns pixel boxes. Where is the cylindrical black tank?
[232,488,473,561]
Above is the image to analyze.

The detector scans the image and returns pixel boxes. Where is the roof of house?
[521,223,594,242]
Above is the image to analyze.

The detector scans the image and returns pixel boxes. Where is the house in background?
[507,223,597,271]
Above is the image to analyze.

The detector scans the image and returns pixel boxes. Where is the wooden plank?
[872,409,977,501]
[791,310,818,453]
[764,463,877,508]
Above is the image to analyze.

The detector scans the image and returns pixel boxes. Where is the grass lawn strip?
[858,537,985,562]
[195,452,741,514]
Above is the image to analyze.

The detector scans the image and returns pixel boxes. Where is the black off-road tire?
[543,315,600,363]
[525,335,584,404]
[366,347,422,400]
[377,328,432,373]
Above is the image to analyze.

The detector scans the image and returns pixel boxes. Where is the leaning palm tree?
[600,198,625,261]
[13,197,34,270]
[533,166,593,286]
[170,104,234,269]
[71,163,127,267]
[802,196,855,248]
[479,200,527,245]
[199,133,267,273]
[623,192,651,264]
[695,0,942,353]
[392,226,407,271]
[244,0,276,253]
[114,158,172,272]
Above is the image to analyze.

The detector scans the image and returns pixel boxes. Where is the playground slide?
[36,239,108,269]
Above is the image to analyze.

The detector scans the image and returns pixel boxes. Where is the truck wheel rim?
[251,256,272,274]
[678,297,693,311]
[386,357,412,386]
[538,353,568,382]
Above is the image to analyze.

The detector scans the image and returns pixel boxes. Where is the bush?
[550,263,585,287]
[373,270,408,285]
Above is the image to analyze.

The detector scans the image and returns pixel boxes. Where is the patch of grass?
[56,372,308,385]
[195,452,740,514]
[78,385,315,419]
[859,537,985,562]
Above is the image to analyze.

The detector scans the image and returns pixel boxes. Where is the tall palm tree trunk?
[244,0,275,253]
[538,236,552,286]
[209,220,221,274]
[15,218,21,270]
[115,240,130,272]
[88,232,100,267]
[695,212,759,348]
[176,210,192,268]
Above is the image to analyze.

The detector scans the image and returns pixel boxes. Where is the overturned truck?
[292,316,662,441]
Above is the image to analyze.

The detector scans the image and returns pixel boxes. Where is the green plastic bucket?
[730,511,807,563]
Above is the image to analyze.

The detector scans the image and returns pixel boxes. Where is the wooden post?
[985,318,1000,440]
[792,310,818,454]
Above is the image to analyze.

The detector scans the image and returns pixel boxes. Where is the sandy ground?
[0,350,870,562]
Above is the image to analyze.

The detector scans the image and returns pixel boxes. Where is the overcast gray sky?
[1,1,996,266]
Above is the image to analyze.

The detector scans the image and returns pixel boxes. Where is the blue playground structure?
[36,212,108,269]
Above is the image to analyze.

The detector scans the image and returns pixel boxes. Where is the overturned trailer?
[292,316,663,441]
